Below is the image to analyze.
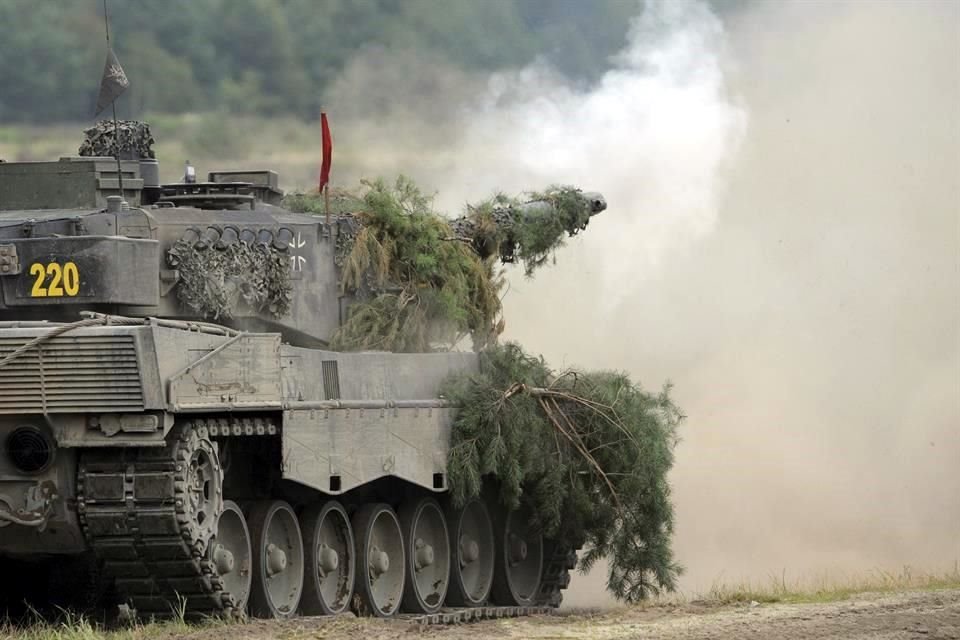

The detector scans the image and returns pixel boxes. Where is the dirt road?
[180,589,959,640]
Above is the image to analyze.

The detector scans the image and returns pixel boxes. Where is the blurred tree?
[0,0,650,123]
[0,0,102,121]
[118,31,202,115]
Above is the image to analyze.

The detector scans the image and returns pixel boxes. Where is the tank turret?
[0,123,608,349]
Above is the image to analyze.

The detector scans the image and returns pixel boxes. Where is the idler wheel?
[399,498,450,614]
[445,497,495,607]
[300,500,355,615]
[491,504,543,606]
[352,503,404,617]
[248,500,304,618]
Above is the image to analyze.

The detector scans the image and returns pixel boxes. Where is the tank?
[0,125,605,620]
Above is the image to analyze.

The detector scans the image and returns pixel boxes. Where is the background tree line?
[0,0,642,123]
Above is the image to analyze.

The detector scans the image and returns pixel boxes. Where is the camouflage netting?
[284,178,602,352]
[167,240,292,320]
[78,119,155,159]
[444,343,684,603]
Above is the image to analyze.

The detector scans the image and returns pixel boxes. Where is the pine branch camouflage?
[443,344,685,602]
[285,178,682,601]
[285,177,604,352]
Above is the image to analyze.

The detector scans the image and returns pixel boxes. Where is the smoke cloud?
[326,0,959,604]
[329,1,745,300]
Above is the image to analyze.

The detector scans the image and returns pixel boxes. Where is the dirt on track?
[172,589,960,640]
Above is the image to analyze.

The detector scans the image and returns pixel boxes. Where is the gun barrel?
[450,187,607,262]
[581,191,607,215]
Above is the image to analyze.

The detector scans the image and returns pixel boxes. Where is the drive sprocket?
[78,420,247,618]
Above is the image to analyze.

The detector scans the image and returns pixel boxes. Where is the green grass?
[0,615,227,640]
[0,596,231,640]
[699,563,960,605]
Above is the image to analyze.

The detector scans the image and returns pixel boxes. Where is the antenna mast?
[102,0,124,200]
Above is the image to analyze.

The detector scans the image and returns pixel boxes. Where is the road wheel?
[248,500,304,618]
[208,500,253,614]
[399,497,450,613]
[300,500,355,615]
[491,504,543,606]
[445,497,495,607]
[352,503,404,617]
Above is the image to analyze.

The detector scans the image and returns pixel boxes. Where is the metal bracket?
[159,269,180,295]
[0,243,21,275]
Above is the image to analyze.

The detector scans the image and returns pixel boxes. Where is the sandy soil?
[174,589,959,640]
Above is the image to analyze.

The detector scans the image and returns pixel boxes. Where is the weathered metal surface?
[0,244,20,276]
[282,405,455,494]
[167,334,283,411]
[0,236,159,308]
[0,157,144,209]
[0,332,145,414]
[0,421,85,554]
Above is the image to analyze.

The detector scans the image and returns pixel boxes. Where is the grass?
[4,564,959,639]
[0,616,232,640]
[697,563,960,605]
[0,597,229,640]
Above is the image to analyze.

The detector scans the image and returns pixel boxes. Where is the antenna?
[102,0,124,201]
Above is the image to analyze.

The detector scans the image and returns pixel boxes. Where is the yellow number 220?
[30,262,80,298]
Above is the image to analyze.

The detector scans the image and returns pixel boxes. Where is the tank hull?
[0,318,574,617]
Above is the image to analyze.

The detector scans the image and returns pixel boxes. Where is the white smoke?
[328,0,746,301]
[325,0,959,606]
[432,0,746,298]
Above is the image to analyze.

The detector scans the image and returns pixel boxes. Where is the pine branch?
[446,344,683,602]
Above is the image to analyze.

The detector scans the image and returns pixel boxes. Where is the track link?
[77,420,256,619]
[408,605,553,625]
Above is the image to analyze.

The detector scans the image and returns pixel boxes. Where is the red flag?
[319,112,333,192]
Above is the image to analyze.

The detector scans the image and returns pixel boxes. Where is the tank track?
[407,605,553,625]
[76,416,578,621]
[538,542,578,607]
[77,420,240,619]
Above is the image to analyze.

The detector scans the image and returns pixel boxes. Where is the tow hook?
[0,481,57,529]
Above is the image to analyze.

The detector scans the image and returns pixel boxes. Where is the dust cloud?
[325,0,960,605]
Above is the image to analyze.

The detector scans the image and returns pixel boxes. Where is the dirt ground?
[172,589,959,640]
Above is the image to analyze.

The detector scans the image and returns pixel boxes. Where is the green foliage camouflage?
[451,186,596,274]
[167,240,292,320]
[289,178,682,602]
[284,178,598,352]
[443,343,685,602]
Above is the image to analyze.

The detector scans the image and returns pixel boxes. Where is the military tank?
[0,124,606,621]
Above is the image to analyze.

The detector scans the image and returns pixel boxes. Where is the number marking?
[47,263,63,296]
[28,262,81,298]
[30,263,47,297]
[63,262,80,296]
